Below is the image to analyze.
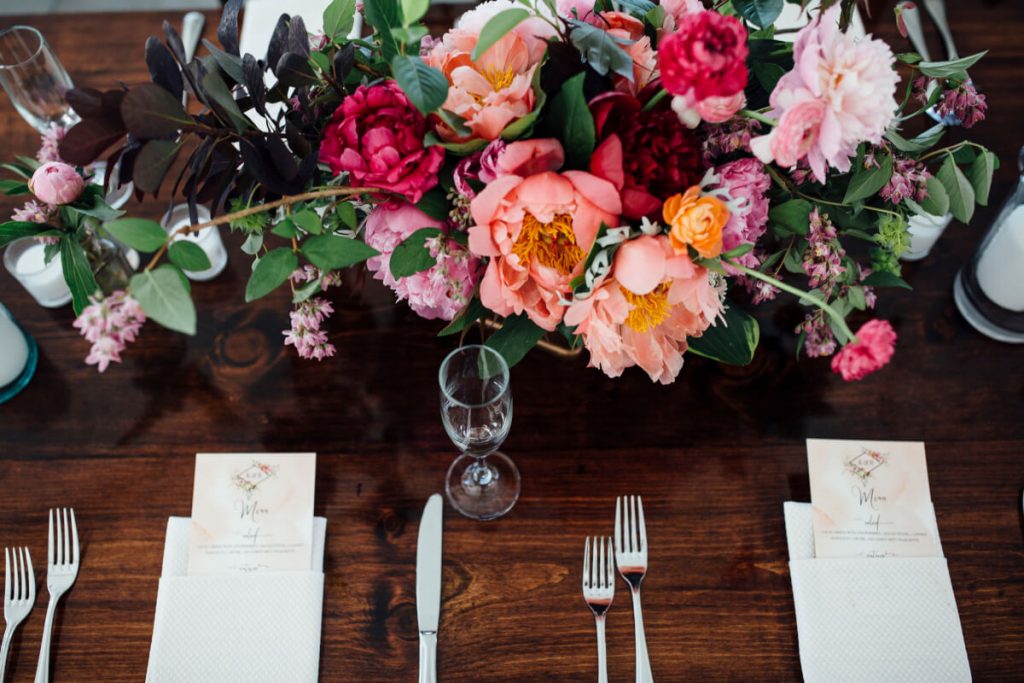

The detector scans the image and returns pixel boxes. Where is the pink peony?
[831,319,897,381]
[601,12,658,96]
[750,6,899,182]
[364,201,482,321]
[564,235,723,384]
[660,0,705,34]
[557,0,599,24]
[319,81,444,203]
[716,158,771,269]
[29,161,83,205]
[658,11,748,102]
[468,140,621,330]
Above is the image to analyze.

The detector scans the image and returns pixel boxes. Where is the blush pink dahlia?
[29,161,83,205]
[319,81,444,203]
[831,319,897,381]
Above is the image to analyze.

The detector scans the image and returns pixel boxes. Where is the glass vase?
[80,221,133,296]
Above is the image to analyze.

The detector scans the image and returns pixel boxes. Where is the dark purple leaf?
[145,37,184,101]
[242,54,268,117]
[276,52,317,88]
[133,139,182,194]
[163,21,202,99]
[203,39,245,84]
[100,89,126,115]
[266,135,299,181]
[59,117,127,166]
[285,121,311,158]
[288,15,310,57]
[217,0,243,56]
[333,43,355,81]
[120,83,191,139]
[267,15,291,75]
[119,142,141,189]
[239,139,307,195]
[66,87,104,118]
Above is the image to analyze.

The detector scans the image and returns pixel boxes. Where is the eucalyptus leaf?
[131,264,197,334]
[245,247,298,302]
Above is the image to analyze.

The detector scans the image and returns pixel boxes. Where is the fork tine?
[590,536,598,591]
[55,507,63,566]
[629,496,638,553]
[606,536,615,588]
[597,537,605,589]
[48,508,54,568]
[25,547,35,602]
[583,537,591,589]
[13,546,21,601]
[4,547,10,603]
[637,496,647,553]
[70,508,79,566]
[614,496,622,553]
[62,508,71,567]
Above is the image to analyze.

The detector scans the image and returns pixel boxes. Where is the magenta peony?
[319,81,444,203]
[831,319,897,381]
[29,161,83,205]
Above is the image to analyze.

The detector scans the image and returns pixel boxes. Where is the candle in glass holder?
[901,212,953,262]
[976,205,1024,312]
[2,238,72,307]
[0,304,29,387]
[161,204,228,282]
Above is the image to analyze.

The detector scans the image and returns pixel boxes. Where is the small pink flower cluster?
[36,126,65,164]
[72,291,146,373]
[701,118,760,165]
[802,208,846,296]
[936,81,987,128]
[283,297,337,361]
[881,156,930,205]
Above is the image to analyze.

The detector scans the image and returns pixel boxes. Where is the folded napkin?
[146,517,326,683]
[784,503,970,683]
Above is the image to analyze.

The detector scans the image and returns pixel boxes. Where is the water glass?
[0,302,38,404]
[438,345,519,520]
[0,26,78,132]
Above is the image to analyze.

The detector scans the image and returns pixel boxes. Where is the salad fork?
[2,547,35,681]
[35,508,79,683]
[582,536,615,683]
[615,495,653,683]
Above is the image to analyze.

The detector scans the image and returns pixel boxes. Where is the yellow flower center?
[622,283,671,333]
[512,213,584,275]
[482,65,516,92]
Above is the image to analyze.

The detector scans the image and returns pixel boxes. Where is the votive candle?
[0,303,29,388]
[976,205,1024,312]
[2,238,72,307]
[161,204,228,282]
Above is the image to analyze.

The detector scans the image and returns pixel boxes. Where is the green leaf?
[168,240,212,271]
[721,243,754,259]
[885,123,945,153]
[332,202,357,230]
[301,235,378,271]
[484,313,545,368]
[390,227,442,278]
[74,190,124,221]
[545,72,595,170]
[0,221,50,248]
[291,209,323,235]
[292,277,322,303]
[400,0,429,25]
[202,70,251,133]
[919,175,949,217]
[769,199,813,237]
[968,150,996,206]
[120,83,192,139]
[1,162,32,179]
[363,0,402,61]
[862,271,912,290]
[936,155,975,223]
[323,0,356,39]
[390,55,449,115]
[439,298,486,336]
[751,61,785,93]
[245,247,297,302]
[271,217,298,239]
[0,179,29,195]
[843,152,893,204]
[917,51,987,78]
[687,305,760,366]
[104,218,168,252]
[471,8,530,61]
[847,285,866,311]
[60,236,100,315]
[416,188,451,221]
[130,264,197,334]
[733,0,784,28]
[568,20,635,81]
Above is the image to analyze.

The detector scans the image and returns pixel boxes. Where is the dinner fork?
[2,547,35,681]
[615,496,653,683]
[35,508,79,683]
[582,536,615,683]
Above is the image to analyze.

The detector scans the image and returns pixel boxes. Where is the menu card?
[807,439,940,559]
[188,452,317,575]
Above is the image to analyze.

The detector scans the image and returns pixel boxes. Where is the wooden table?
[1,5,1023,681]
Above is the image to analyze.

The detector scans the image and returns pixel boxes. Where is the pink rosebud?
[29,161,83,205]
[831,319,897,381]
[694,92,746,124]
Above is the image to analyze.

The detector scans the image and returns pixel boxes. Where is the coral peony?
[658,11,748,102]
[750,6,899,182]
[601,12,658,96]
[468,143,621,330]
[663,186,730,259]
[831,319,897,381]
[589,93,704,220]
[564,234,723,384]
[716,158,771,269]
[364,201,481,321]
[29,161,83,205]
[425,0,552,142]
[319,81,443,203]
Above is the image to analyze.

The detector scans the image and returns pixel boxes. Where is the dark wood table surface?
[2,4,1023,681]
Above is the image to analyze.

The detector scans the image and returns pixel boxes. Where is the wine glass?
[0,26,78,132]
[438,345,519,520]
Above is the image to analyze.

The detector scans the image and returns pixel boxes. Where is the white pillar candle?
[0,305,30,388]
[976,205,1024,312]
[2,238,73,308]
[901,212,953,262]
[160,204,228,282]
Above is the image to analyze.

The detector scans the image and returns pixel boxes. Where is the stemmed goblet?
[0,26,78,133]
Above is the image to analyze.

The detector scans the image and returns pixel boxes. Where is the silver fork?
[35,508,79,683]
[2,547,35,681]
[615,496,653,683]
[582,536,615,683]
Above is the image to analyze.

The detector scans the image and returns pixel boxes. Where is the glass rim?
[0,26,45,71]
[438,344,510,409]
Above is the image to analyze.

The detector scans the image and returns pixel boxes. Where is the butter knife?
[416,494,443,683]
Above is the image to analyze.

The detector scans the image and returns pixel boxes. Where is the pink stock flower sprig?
[72,291,146,373]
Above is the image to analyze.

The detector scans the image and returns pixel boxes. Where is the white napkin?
[784,502,970,683]
[146,517,326,683]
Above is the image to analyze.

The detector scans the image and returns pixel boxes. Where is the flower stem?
[642,88,669,112]
[740,109,777,127]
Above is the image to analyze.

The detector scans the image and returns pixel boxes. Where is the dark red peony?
[589,92,705,220]
[657,10,748,101]
[319,81,444,203]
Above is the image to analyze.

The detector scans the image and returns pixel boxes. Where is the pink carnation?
[831,319,897,381]
[29,161,83,205]
[716,158,771,269]
[658,11,748,102]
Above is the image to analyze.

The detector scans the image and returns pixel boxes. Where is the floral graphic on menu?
[844,448,888,480]
[232,460,277,497]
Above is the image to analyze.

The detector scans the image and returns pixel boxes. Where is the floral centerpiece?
[0,0,995,382]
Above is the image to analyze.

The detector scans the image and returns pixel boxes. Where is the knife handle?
[418,631,437,683]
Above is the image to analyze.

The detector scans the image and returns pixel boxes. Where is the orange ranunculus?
[662,186,729,259]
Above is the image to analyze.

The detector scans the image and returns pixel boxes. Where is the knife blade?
[416,494,443,683]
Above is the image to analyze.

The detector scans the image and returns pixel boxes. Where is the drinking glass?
[0,26,78,132]
[438,345,519,520]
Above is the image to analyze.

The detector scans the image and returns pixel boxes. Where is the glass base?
[954,270,1024,343]
[0,325,38,405]
[445,452,520,521]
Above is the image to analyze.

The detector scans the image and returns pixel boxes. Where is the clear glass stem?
[463,457,499,489]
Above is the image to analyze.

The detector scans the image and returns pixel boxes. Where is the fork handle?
[418,631,436,683]
[1,625,15,682]
[594,615,608,683]
[630,588,654,683]
[34,597,58,683]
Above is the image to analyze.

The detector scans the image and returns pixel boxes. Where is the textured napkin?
[146,516,326,683]
[784,502,970,683]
